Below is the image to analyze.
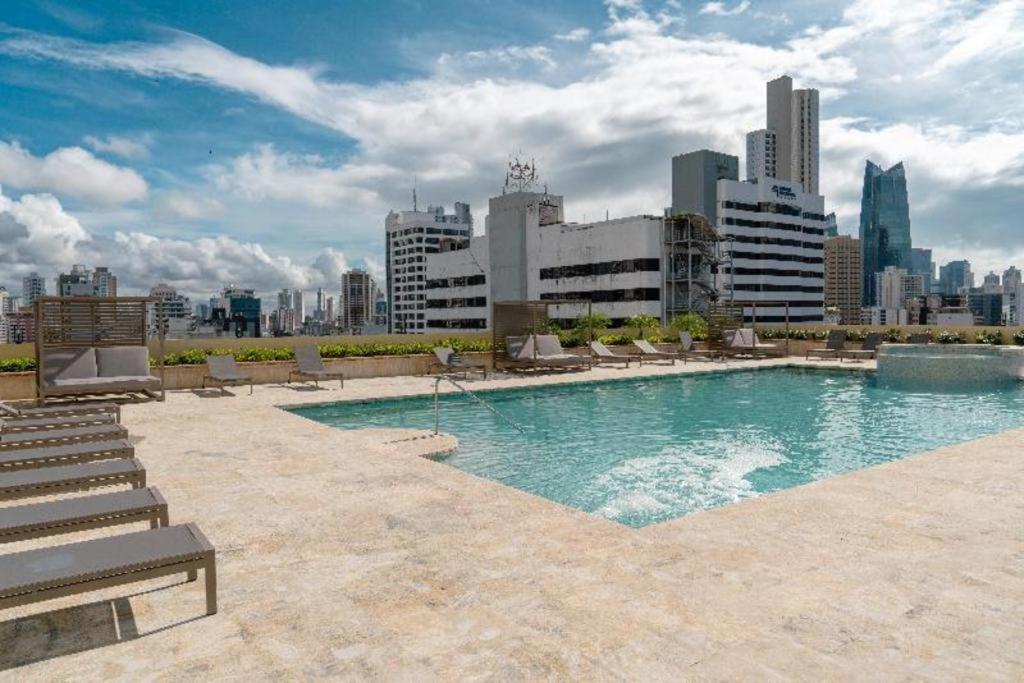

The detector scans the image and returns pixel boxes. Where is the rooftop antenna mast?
[503,154,538,194]
[412,177,418,212]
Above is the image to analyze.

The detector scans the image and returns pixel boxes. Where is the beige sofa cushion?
[43,349,98,384]
[96,346,150,378]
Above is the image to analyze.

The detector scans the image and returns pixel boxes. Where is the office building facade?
[745,129,777,181]
[859,160,912,305]
[340,268,378,330]
[92,267,117,297]
[938,260,973,294]
[425,237,490,331]
[22,273,46,309]
[716,176,827,323]
[758,75,819,195]
[385,203,473,333]
[670,150,738,225]
[910,247,935,294]
[824,235,861,324]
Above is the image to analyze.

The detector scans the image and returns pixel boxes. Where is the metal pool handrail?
[433,375,529,437]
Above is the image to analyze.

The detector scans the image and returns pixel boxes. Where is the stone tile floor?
[2,358,1023,680]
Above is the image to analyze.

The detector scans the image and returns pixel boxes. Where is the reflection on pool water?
[289,368,1024,527]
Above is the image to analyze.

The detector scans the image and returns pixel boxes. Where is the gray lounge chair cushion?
[96,346,150,378]
[295,346,327,373]
[43,349,97,383]
[206,355,249,380]
[535,335,565,357]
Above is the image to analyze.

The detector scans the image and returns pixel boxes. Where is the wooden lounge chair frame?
[0,487,168,544]
[677,332,721,362]
[0,458,146,502]
[0,423,128,450]
[838,333,883,362]
[0,523,217,615]
[1,401,121,423]
[203,355,254,395]
[588,341,638,367]
[632,339,676,365]
[806,330,847,360]
[0,438,134,472]
[429,347,488,378]
[289,346,345,388]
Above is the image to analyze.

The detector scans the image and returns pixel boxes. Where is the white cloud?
[699,1,752,17]
[82,133,152,159]
[0,141,148,205]
[0,185,360,299]
[210,144,383,208]
[157,191,225,220]
[554,28,591,42]
[436,45,557,74]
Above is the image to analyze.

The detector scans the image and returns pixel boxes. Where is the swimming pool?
[289,368,1024,527]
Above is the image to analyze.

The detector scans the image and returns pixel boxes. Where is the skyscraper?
[341,269,378,330]
[758,75,819,194]
[22,272,46,309]
[57,264,95,296]
[670,149,739,224]
[938,260,973,295]
[1003,266,1021,293]
[292,290,304,325]
[744,129,777,180]
[824,236,862,325]
[910,247,934,294]
[92,266,117,297]
[859,160,912,306]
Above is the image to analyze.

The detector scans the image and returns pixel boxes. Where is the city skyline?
[0,0,1022,300]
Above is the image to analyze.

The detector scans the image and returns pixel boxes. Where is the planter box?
[0,352,496,400]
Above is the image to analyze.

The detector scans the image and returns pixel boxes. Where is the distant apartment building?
[875,267,923,308]
[968,291,1003,326]
[824,236,861,324]
[57,264,95,296]
[910,247,935,294]
[0,287,13,317]
[425,238,489,331]
[752,75,819,195]
[860,161,912,306]
[385,202,473,333]
[981,272,1002,294]
[215,285,261,338]
[92,266,118,297]
[22,272,46,309]
[938,260,973,294]
[340,269,378,330]
[745,129,777,181]
[149,283,192,337]
[325,296,335,325]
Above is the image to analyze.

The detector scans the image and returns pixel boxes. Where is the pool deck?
[2,357,1023,680]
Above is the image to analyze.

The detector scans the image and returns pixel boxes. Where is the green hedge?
[0,338,495,373]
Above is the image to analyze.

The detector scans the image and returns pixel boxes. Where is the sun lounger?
[726,328,785,358]
[0,439,134,472]
[0,487,168,544]
[678,331,720,362]
[0,402,121,423]
[907,333,930,344]
[0,412,117,434]
[838,333,883,362]
[0,523,217,615]
[431,347,488,378]
[0,458,146,502]
[203,355,253,394]
[588,341,637,367]
[632,339,676,365]
[505,335,588,371]
[0,423,128,450]
[806,330,847,360]
[289,346,345,388]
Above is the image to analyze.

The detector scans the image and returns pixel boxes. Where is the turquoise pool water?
[289,368,1024,527]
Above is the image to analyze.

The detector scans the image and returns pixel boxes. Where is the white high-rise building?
[340,269,378,330]
[22,273,46,309]
[745,129,777,181]
[292,289,304,325]
[716,176,828,323]
[757,75,819,195]
[92,266,118,297]
[385,203,473,333]
[875,266,924,308]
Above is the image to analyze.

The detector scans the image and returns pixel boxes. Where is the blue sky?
[1,0,1022,299]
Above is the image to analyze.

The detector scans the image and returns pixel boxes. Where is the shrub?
[1014,330,1024,346]
[626,314,660,340]
[935,330,963,344]
[668,313,708,341]
[573,313,611,338]
[882,328,904,343]
[975,329,1004,345]
[0,357,35,373]
[596,333,635,346]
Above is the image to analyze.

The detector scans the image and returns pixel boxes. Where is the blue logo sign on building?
[771,184,797,200]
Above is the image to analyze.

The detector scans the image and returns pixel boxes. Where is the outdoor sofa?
[504,335,589,371]
[40,347,162,401]
[724,328,786,358]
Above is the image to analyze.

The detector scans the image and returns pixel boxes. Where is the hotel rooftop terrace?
[2,357,1022,679]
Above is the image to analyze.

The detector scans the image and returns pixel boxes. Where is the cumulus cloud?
[156,191,225,220]
[0,185,359,299]
[82,133,152,160]
[436,45,557,74]
[699,1,752,17]
[0,141,148,205]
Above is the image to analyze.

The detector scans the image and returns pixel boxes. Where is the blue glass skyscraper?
[859,160,912,305]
